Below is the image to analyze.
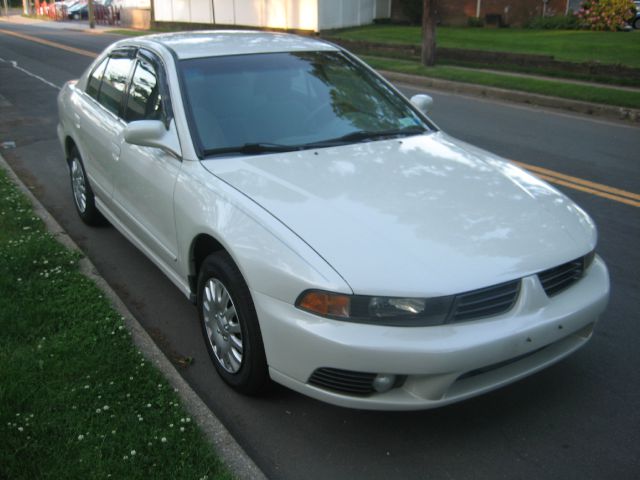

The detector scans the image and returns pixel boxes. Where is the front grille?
[308,368,376,395]
[450,280,521,322]
[538,257,585,297]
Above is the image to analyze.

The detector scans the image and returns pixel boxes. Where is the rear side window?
[125,58,163,122]
[98,56,133,117]
[86,57,108,100]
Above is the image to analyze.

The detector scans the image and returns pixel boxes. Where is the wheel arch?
[189,233,227,300]
[64,136,78,164]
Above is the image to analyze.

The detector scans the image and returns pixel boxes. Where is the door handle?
[73,113,81,129]
[111,142,121,162]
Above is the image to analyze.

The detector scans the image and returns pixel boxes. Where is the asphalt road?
[1,22,639,480]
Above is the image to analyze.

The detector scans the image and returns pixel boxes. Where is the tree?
[421,0,437,67]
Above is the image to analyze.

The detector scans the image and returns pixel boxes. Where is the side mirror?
[124,120,181,158]
[410,94,434,114]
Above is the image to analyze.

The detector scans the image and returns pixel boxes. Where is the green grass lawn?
[329,25,640,67]
[364,56,640,109]
[0,168,231,480]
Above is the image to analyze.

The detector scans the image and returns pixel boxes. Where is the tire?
[197,252,270,395]
[634,17,640,29]
[68,146,104,226]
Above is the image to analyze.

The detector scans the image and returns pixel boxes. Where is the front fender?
[173,161,351,305]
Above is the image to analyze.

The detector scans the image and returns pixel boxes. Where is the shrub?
[467,16,484,27]
[577,0,636,31]
[526,14,581,29]
[399,0,423,25]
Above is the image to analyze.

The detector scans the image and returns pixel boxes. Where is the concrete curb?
[0,152,267,480]
[379,70,640,124]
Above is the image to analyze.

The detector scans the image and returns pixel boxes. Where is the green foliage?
[399,0,423,25]
[328,25,640,68]
[362,55,640,109]
[467,16,484,27]
[0,170,232,480]
[526,15,581,29]
[577,0,636,30]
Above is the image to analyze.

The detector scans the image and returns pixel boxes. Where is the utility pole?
[88,0,95,28]
[2,0,9,18]
[421,0,437,67]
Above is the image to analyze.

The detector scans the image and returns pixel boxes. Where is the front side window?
[179,51,431,156]
[98,55,133,117]
[125,57,163,122]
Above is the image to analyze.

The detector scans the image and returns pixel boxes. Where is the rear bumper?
[255,256,609,410]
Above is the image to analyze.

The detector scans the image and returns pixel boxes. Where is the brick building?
[393,0,578,27]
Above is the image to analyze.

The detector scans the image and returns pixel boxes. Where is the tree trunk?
[421,0,436,67]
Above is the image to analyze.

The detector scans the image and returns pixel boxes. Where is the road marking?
[513,160,640,201]
[1,27,637,207]
[535,172,640,208]
[0,28,97,58]
[0,57,60,89]
[514,161,640,208]
[0,58,61,90]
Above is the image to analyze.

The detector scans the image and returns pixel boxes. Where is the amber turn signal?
[297,291,351,318]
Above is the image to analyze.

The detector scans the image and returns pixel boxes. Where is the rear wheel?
[634,17,640,29]
[69,146,104,226]
[197,252,270,394]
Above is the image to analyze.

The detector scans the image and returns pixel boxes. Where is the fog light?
[372,374,396,393]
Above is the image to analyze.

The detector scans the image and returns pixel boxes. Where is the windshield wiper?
[203,143,300,157]
[301,125,427,149]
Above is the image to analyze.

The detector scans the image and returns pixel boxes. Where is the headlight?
[296,290,454,326]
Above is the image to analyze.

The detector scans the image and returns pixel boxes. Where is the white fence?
[153,0,391,31]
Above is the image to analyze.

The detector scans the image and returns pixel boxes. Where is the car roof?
[140,30,339,60]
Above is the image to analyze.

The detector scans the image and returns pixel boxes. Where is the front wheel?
[197,252,269,395]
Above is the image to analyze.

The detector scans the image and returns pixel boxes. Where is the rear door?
[76,49,135,203]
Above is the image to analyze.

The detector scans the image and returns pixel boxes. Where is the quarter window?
[86,57,108,100]
[98,56,133,117]
[125,58,163,122]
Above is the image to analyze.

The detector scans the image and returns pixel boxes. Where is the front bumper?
[254,256,609,410]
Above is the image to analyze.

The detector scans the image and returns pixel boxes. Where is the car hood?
[202,132,596,296]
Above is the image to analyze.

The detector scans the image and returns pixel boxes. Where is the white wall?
[319,0,390,30]
[153,0,390,31]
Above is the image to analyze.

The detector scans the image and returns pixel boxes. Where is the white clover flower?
[18,427,24,432]
[78,434,84,440]
[103,405,109,411]
[130,450,136,456]
[161,437,167,443]
[180,427,185,432]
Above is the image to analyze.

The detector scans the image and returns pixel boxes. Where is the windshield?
[179,51,432,157]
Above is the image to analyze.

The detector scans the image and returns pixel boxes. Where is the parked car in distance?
[57,31,609,410]
[632,1,640,29]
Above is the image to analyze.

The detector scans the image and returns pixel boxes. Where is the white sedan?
[57,31,609,410]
